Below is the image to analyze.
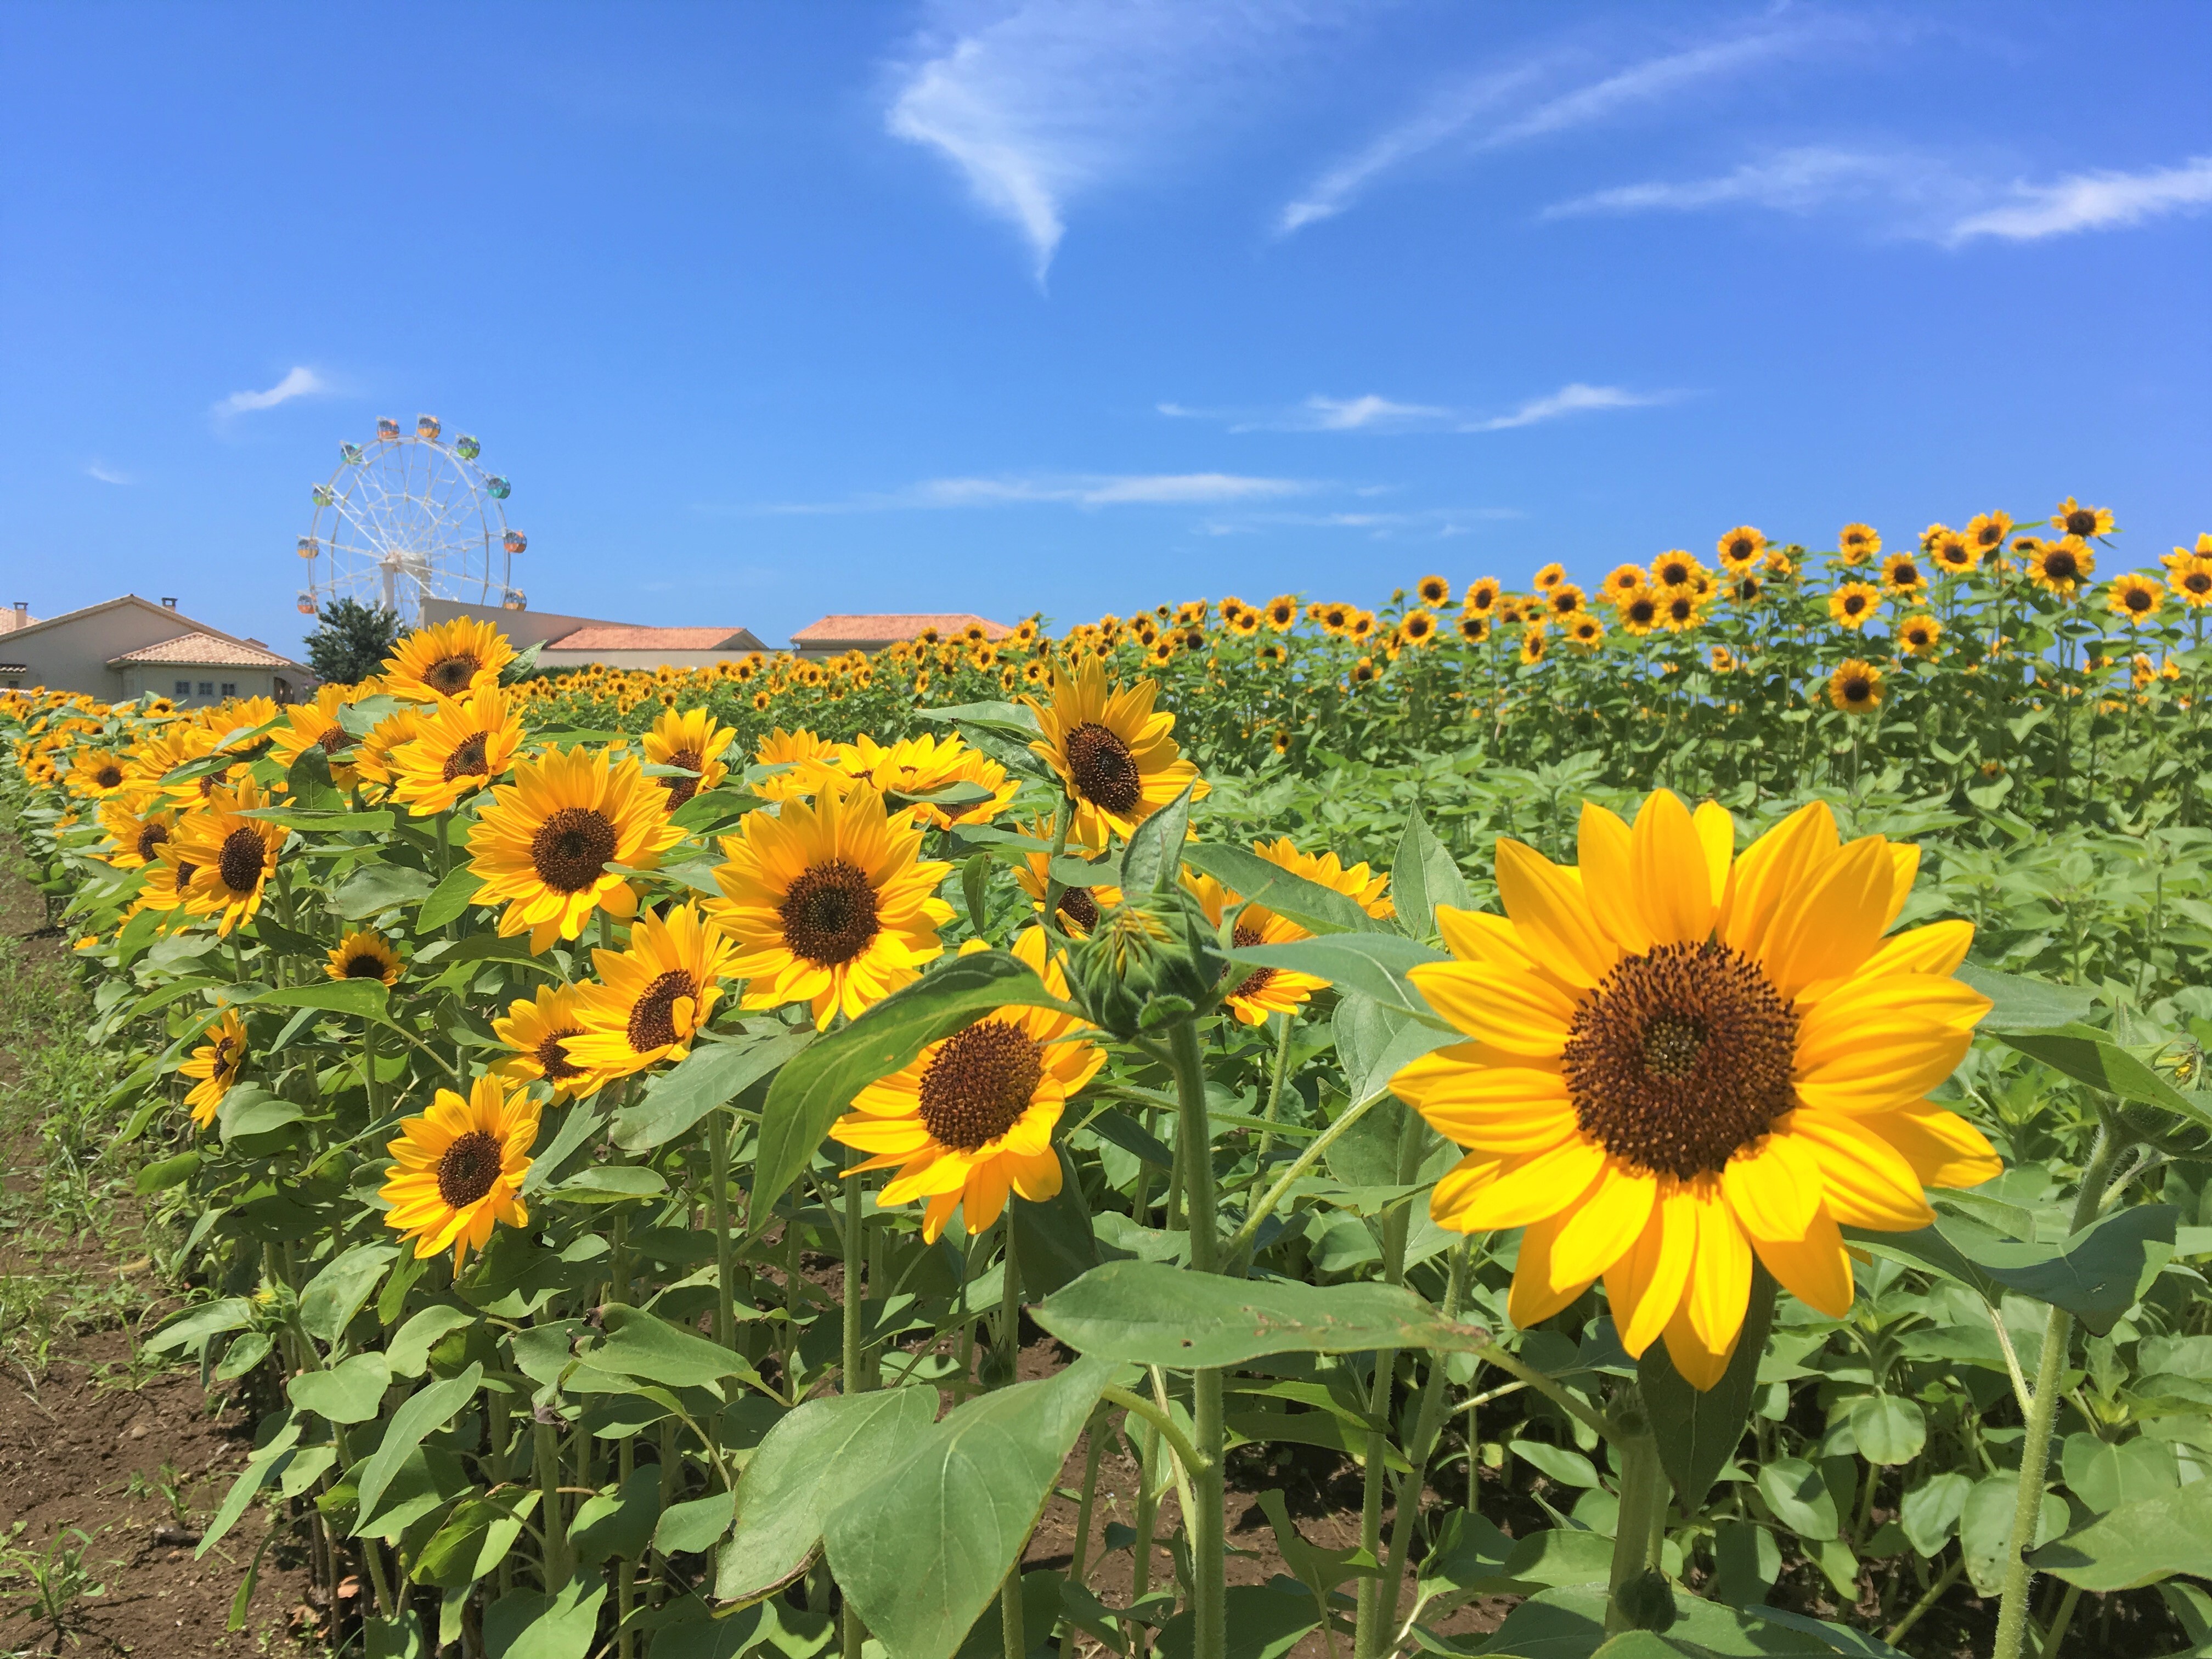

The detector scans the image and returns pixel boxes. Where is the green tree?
[304,598,402,686]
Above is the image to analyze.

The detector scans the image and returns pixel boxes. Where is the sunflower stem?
[1995,1120,2124,1659]
[1376,1239,1473,1647]
[843,1145,866,1396]
[1252,1011,1294,1173]
[998,1209,1022,1386]
[534,1417,569,1590]
[1353,1102,1425,1659]
[1604,1391,1668,1636]
[1164,1017,1225,1659]
[709,1109,735,1348]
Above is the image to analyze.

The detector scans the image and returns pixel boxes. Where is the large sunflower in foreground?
[379,1073,540,1272]
[382,616,516,702]
[1022,658,1207,844]
[708,777,953,1028]
[831,927,1104,1243]
[567,904,736,1081]
[1392,792,1999,1388]
[180,1008,247,1128]
[493,983,600,1100]
[1184,872,1328,1024]
[168,777,284,936]
[641,706,736,809]
[389,685,524,816]
[467,747,684,953]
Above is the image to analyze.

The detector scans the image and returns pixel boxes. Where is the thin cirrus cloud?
[760,472,1317,514]
[1543,149,2212,244]
[1161,383,1669,433]
[884,0,1324,281]
[1277,26,1811,235]
[84,461,133,486]
[210,365,328,418]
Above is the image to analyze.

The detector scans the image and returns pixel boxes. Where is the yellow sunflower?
[641,706,736,810]
[2172,555,2212,610]
[1464,579,1501,616]
[1658,593,1702,635]
[2029,537,2095,594]
[1568,616,1606,652]
[326,930,402,986]
[708,777,953,1028]
[2106,572,2164,624]
[1533,562,1566,592]
[1829,661,1884,714]
[353,706,422,796]
[65,749,133,800]
[180,1008,247,1129]
[1897,615,1942,658]
[1265,595,1301,631]
[1417,575,1453,607]
[831,928,1104,1243]
[1618,592,1660,636]
[1402,609,1440,645]
[1929,532,1976,575]
[1392,792,1999,1387]
[167,777,283,936]
[379,1073,540,1272]
[1709,646,1736,673]
[2052,497,2114,540]
[753,726,847,803]
[1013,813,1124,937]
[1649,551,1702,591]
[1881,553,1927,599]
[1458,613,1491,644]
[268,694,360,788]
[841,731,1017,829]
[134,843,201,918]
[1829,583,1880,629]
[466,746,685,953]
[1716,527,1765,570]
[97,798,175,870]
[1837,524,1880,564]
[1965,512,2013,557]
[1604,564,1647,599]
[1252,837,1394,918]
[493,984,600,1100]
[1547,585,1585,619]
[1022,658,1207,844]
[567,903,736,1081]
[389,684,524,816]
[382,616,516,702]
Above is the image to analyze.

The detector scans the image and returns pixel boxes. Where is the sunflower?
[1348,611,1378,642]
[1965,512,2013,556]
[1457,613,1491,644]
[389,685,524,816]
[326,930,402,986]
[1604,565,1647,599]
[1257,641,1288,668]
[1254,837,1394,918]
[709,777,952,1028]
[1829,661,1883,714]
[1568,616,1606,652]
[2107,572,2164,624]
[379,1073,540,1272]
[1659,592,1702,634]
[641,706,736,809]
[1548,584,1585,619]
[1897,615,1942,658]
[1618,592,1660,636]
[1022,658,1207,845]
[1351,656,1380,685]
[1726,573,1765,608]
[134,844,201,917]
[1829,583,1880,629]
[167,777,283,936]
[831,927,1102,1243]
[1927,531,1975,575]
[1393,792,1997,1387]
[2052,497,2114,539]
[1881,554,1927,598]
[1184,873,1329,1024]
[466,746,684,953]
[1402,609,1440,645]
[268,693,360,788]
[97,798,174,870]
[1716,527,1765,570]
[1228,608,1262,637]
[354,706,422,795]
[2172,555,2212,610]
[843,731,1017,829]
[1520,627,1549,665]
[1265,595,1300,631]
[1013,814,1122,936]
[493,984,600,1100]
[180,1008,247,1129]
[2029,537,2095,594]
[1649,551,1702,591]
[383,616,517,702]
[1709,646,1736,673]
[567,904,736,1080]
[66,750,133,800]
[1532,563,1566,592]
[1837,524,1880,564]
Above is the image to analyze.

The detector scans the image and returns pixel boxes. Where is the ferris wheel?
[295,415,527,624]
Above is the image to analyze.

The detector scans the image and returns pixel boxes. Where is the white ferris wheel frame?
[298,425,519,624]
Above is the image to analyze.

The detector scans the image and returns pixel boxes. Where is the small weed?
[0,1521,113,1652]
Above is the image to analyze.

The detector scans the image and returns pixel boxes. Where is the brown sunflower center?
[2065,509,2098,537]
[1844,593,1867,615]
[2186,571,2212,596]
[779,860,881,966]
[342,950,388,979]
[317,726,350,755]
[917,1019,1044,1153]
[1065,722,1142,814]
[2126,587,2154,613]
[426,652,483,696]
[1842,674,1874,704]
[1228,920,1277,1000]
[529,806,619,893]
[442,732,492,782]
[436,1128,504,1209]
[1660,562,1689,586]
[1561,941,1799,1180]
[659,748,703,808]
[1892,561,1921,585]
[1057,885,1099,932]
[535,1029,587,1083]
[2045,550,2079,582]
[136,823,169,862]
[217,826,267,894]
[95,764,123,788]
[1728,538,1754,561]
[627,969,699,1053]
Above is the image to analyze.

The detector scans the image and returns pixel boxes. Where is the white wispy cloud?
[886,1,1320,281]
[1542,148,1920,219]
[84,461,132,486]
[1160,385,1667,433]
[761,472,1316,514]
[211,366,327,417]
[1947,155,2212,242]
[1464,383,1669,431]
[1278,27,1806,234]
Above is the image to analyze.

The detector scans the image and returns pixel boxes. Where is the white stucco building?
[0,595,307,705]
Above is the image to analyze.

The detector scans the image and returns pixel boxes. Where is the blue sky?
[3,2,2208,656]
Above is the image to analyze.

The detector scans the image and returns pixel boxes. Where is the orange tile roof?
[547,625,759,651]
[791,613,1011,644]
[108,631,302,669]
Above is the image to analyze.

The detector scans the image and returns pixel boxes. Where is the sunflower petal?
[1508,1214,1592,1329]
[1751,1209,1856,1318]
[1684,1186,1753,1358]
[1550,1161,1657,1287]
[1633,789,1716,947]
[1788,1110,1937,1230]
[1859,1101,2005,1191]
[1408,963,1577,1057]
[1605,1184,1697,1356]
[1458,1137,1605,1231]
[1494,839,1618,989]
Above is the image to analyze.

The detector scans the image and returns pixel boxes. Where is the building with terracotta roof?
[0,595,306,704]
[789,613,1010,659]
[418,600,770,672]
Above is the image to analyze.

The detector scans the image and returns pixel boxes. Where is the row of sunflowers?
[1,567,2206,1659]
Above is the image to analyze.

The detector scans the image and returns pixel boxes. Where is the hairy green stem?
[710,1109,736,1348]
[1353,1108,1425,1659]
[1224,1081,1396,1261]
[1377,1240,1472,1646]
[1061,1409,1107,1659]
[1604,1396,1669,1635]
[1165,1018,1225,1659]
[534,1418,569,1589]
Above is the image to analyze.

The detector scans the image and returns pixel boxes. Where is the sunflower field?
[3,499,2211,1659]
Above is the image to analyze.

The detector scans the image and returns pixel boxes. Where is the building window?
[219,681,238,698]
[175,680,191,697]
[198,681,215,698]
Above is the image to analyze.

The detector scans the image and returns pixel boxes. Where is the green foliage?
[304,596,404,685]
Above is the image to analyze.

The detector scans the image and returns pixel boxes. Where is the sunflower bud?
[1071,889,1228,1039]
